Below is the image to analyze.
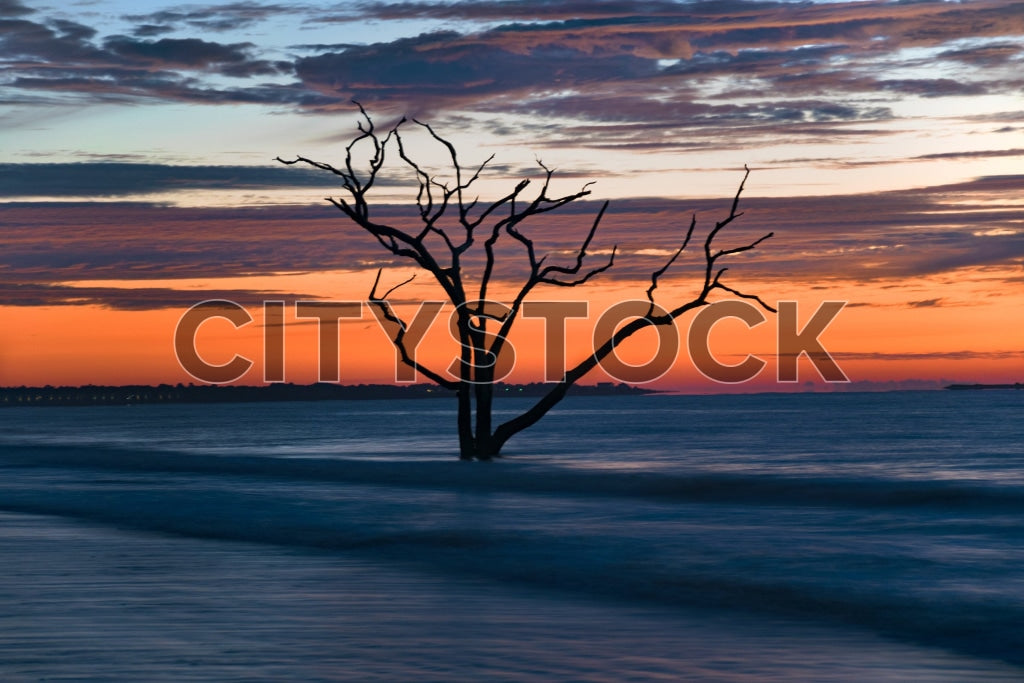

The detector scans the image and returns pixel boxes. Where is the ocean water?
[1,390,1023,681]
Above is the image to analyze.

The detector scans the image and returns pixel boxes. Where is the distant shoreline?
[0,382,655,408]
[945,383,1023,391]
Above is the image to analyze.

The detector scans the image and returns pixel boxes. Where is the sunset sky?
[1,0,1022,392]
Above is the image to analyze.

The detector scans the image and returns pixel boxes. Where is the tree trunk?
[457,384,475,460]
[473,363,495,459]
[455,380,502,460]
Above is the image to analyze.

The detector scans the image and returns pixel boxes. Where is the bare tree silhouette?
[278,105,774,460]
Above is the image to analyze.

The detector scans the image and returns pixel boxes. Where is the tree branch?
[536,201,615,286]
[368,270,458,390]
[647,213,697,307]
[492,167,773,453]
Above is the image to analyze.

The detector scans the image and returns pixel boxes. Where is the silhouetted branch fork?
[536,200,612,279]
[374,270,416,300]
[369,270,458,391]
[410,118,487,196]
[345,102,390,195]
[537,250,617,287]
[711,266,777,313]
[275,154,362,198]
[647,213,698,306]
[275,155,343,176]
[326,198,420,259]
[713,281,778,313]
[393,128,439,220]
[713,231,774,260]
[705,166,750,252]
[466,178,530,232]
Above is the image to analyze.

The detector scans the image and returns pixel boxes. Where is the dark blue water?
[1,391,1022,680]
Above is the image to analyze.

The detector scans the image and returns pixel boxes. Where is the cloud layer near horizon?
[3,172,1021,310]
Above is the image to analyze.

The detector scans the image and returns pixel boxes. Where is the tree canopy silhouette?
[278,105,774,460]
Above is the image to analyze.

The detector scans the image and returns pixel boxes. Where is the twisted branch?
[368,269,457,390]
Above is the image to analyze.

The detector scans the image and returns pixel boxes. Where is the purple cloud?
[3,172,1022,311]
[3,0,1024,141]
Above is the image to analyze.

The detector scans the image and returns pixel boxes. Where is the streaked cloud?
[0,163,346,197]
[0,0,34,18]
[3,0,1023,145]
[0,282,319,310]
[833,350,1024,362]
[122,3,303,33]
[101,36,282,77]
[3,174,1022,310]
[292,0,1024,120]
[1,201,354,283]
[0,3,295,105]
[913,149,1024,162]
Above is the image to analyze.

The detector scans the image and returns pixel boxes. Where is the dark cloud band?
[0,163,345,197]
[2,175,1021,312]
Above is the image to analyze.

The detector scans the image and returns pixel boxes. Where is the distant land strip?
[945,383,1024,391]
[0,382,655,408]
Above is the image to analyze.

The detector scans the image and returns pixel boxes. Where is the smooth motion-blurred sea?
[1,390,1023,681]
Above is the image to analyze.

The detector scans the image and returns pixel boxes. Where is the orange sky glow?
[2,248,1020,391]
[1,0,1023,392]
